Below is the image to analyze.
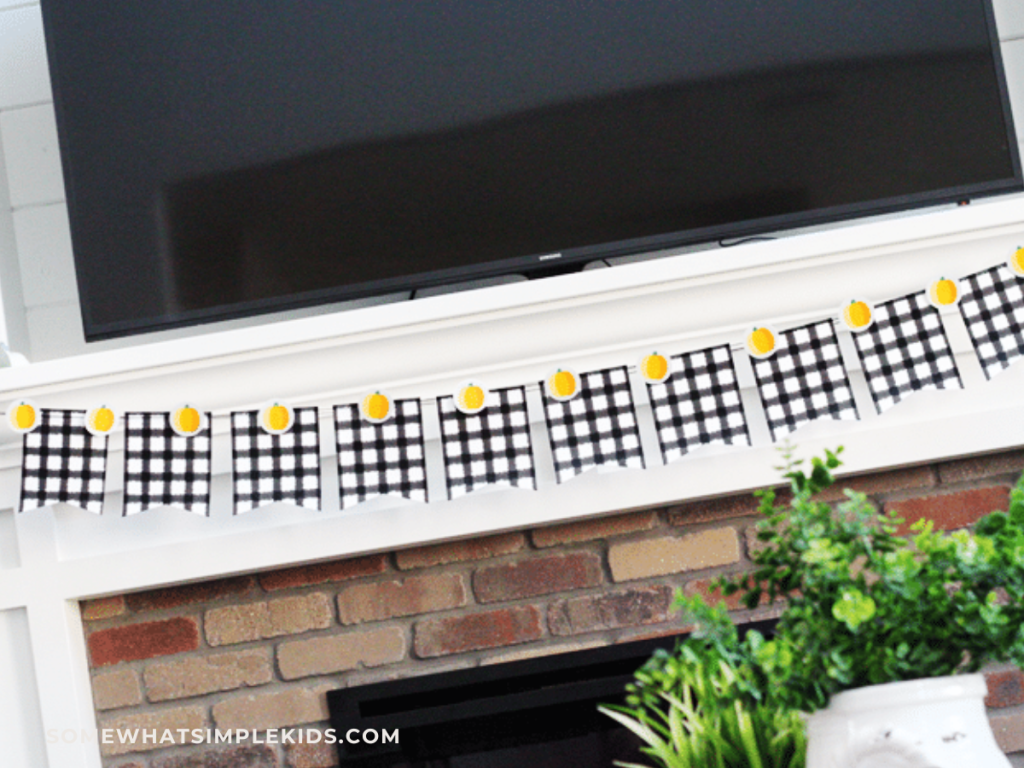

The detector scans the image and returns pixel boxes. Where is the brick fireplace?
[81,450,1024,768]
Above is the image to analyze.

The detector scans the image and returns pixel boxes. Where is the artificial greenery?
[709,446,1024,713]
[604,446,1024,767]
[600,600,806,768]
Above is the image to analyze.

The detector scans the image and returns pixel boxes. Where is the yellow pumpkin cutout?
[746,326,778,359]
[639,352,670,384]
[545,368,579,401]
[1009,246,1024,277]
[360,391,394,424]
[927,277,961,309]
[840,299,874,332]
[7,398,39,434]
[260,400,295,434]
[169,403,208,437]
[85,404,118,437]
[454,381,488,415]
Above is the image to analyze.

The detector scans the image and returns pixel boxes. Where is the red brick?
[531,511,658,547]
[396,533,526,570]
[813,466,936,503]
[668,493,761,526]
[288,738,339,768]
[125,577,255,612]
[548,586,673,636]
[259,555,388,591]
[473,552,603,603]
[88,618,200,667]
[81,596,127,621]
[682,576,769,611]
[938,450,1024,485]
[337,573,467,624]
[885,487,1010,535]
[414,606,543,657]
[986,668,1024,708]
[151,745,278,768]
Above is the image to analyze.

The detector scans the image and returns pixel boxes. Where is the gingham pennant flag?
[648,346,749,463]
[959,264,1024,379]
[543,366,644,482]
[853,291,962,413]
[752,320,858,441]
[232,408,321,513]
[437,386,535,499]
[19,409,108,514]
[335,399,427,509]
[123,412,212,516]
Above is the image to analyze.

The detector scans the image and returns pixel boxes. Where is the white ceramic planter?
[805,674,1009,768]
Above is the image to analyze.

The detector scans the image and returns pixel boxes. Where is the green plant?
[600,599,806,768]
[708,446,1024,713]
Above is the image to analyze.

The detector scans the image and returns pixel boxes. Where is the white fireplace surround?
[1,2,1024,767]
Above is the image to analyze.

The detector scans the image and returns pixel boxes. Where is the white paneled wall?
[0,1,1023,361]
[995,0,1024,41]
[0,608,48,768]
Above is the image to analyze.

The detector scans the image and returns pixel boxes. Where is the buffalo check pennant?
[123,412,212,515]
[335,399,427,509]
[648,345,749,463]
[544,366,644,482]
[232,407,321,513]
[959,264,1024,379]
[853,291,962,413]
[437,386,535,499]
[19,409,107,514]
[752,320,858,441]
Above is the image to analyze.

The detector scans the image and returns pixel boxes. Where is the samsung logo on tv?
[538,253,563,261]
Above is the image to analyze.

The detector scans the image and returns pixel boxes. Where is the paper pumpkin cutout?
[927,278,961,309]
[7,399,39,434]
[746,326,778,359]
[360,391,394,424]
[638,352,671,384]
[169,403,208,437]
[259,401,295,435]
[1008,246,1024,277]
[839,299,874,332]
[454,381,489,414]
[85,405,118,437]
[545,368,580,401]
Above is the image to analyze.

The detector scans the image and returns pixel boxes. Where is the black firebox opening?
[327,618,777,766]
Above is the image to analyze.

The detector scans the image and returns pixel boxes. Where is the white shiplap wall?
[0,0,1023,361]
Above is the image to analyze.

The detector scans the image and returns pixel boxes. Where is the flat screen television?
[42,0,1022,341]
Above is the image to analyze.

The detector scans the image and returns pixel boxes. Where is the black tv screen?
[42,0,1022,340]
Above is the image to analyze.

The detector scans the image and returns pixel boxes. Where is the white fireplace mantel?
[2,194,1024,768]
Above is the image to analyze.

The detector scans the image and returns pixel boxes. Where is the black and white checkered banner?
[19,409,108,514]
[752,320,859,441]
[123,412,212,516]
[232,408,321,513]
[959,264,1024,379]
[335,399,428,509]
[853,291,962,413]
[648,345,749,463]
[19,258,1024,517]
[438,386,535,498]
[544,366,644,482]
